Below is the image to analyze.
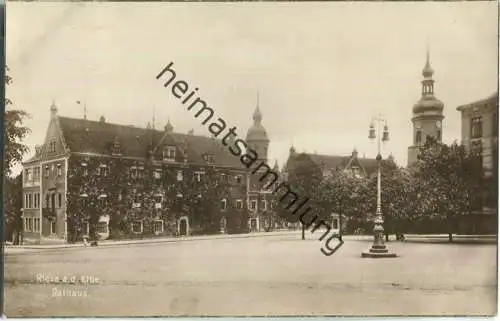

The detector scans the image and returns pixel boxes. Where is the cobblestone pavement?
[4,233,497,316]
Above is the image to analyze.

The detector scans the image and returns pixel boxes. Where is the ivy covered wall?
[66,154,250,242]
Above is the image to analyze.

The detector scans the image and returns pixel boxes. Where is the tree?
[318,170,372,237]
[283,159,323,240]
[4,66,30,177]
[3,174,23,244]
[412,137,483,242]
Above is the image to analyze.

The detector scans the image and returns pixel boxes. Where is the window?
[154,195,163,209]
[235,175,243,184]
[34,193,40,209]
[97,164,109,177]
[97,221,108,234]
[33,167,40,181]
[153,170,161,180]
[471,116,483,139]
[25,169,32,182]
[261,200,267,210]
[28,217,33,232]
[177,170,183,181]
[471,140,483,156]
[49,139,56,153]
[194,170,205,182]
[112,141,121,155]
[138,166,145,178]
[236,200,243,210]
[221,199,227,210]
[351,166,361,178]
[437,130,442,141]
[34,218,40,232]
[45,194,50,208]
[44,165,50,178]
[250,200,257,211]
[130,166,138,179]
[154,220,164,234]
[81,162,88,177]
[132,221,143,233]
[99,195,107,208]
[132,195,141,208]
[163,146,176,161]
[58,193,62,208]
[57,164,62,177]
[50,221,56,234]
[24,193,33,209]
[415,130,422,145]
[204,154,215,164]
[220,173,228,182]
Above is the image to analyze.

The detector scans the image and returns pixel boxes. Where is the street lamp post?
[362,115,397,258]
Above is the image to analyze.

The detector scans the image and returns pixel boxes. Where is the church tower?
[246,95,269,163]
[246,94,270,232]
[407,49,445,166]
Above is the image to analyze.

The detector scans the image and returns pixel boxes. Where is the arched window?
[416,130,422,145]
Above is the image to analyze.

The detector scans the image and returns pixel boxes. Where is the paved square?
[4,233,497,316]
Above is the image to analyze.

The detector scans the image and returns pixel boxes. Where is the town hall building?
[21,100,277,244]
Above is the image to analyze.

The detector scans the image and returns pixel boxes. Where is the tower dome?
[246,105,268,142]
[412,48,444,114]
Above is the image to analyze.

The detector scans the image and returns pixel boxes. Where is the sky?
[6,2,498,173]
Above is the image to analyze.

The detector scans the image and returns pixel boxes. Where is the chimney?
[188,129,194,135]
[99,115,106,123]
[352,148,358,158]
[35,145,41,155]
[289,146,296,157]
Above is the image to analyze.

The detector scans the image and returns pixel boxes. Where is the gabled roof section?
[58,116,244,169]
[286,151,380,176]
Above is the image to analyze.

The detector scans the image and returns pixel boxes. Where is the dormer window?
[81,162,88,176]
[112,140,121,155]
[204,154,215,164]
[194,169,205,182]
[44,165,50,178]
[97,164,109,177]
[163,146,176,161]
[130,166,138,178]
[235,175,243,184]
[49,139,56,153]
[351,166,361,178]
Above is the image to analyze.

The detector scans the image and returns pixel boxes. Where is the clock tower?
[407,49,445,166]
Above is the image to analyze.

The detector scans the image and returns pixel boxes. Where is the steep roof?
[58,116,244,169]
[286,152,380,176]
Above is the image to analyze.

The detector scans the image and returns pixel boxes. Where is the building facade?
[456,93,498,234]
[456,92,498,179]
[407,51,445,166]
[21,101,276,244]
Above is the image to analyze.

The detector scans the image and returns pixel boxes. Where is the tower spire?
[253,91,262,124]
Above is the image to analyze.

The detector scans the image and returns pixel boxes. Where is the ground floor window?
[132,221,143,233]
[33,218,40,232]
[154,220,164,234]
[50,220,56,234]
[97,221,108,234]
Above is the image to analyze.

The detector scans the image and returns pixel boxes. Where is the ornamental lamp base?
[361,245,397,258]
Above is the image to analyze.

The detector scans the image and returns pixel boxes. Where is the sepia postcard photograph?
[3,0,498,317]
